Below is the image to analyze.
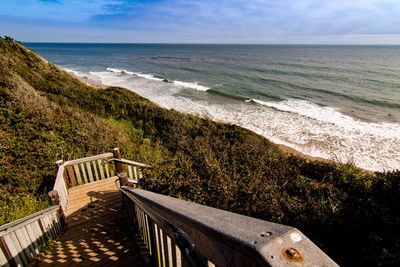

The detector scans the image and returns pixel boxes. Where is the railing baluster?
[159,228,166,267]
[134,166,138,180]
[14,228,33,262]
[175,244,182,267]
[86,161,94,182]
[148,218,157,260]
[104,159,110,178]
[167,236,174,267]
[161,229,169,267]
[73,164,82,184]
[25,224,39,255]
[92,161,100,181]
[4,232,26,266]
[128,165,133,179]
[97,159,105,180]
[155,224,162,267]
[80,163,88,184]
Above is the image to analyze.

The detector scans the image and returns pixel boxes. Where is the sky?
[1,0,400,44]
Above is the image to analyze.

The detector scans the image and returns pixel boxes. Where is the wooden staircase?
[34,177,144,266]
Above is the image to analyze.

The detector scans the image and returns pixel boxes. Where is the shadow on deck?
[32,178,148,266]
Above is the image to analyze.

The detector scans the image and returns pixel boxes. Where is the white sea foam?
[132,72,163,81]
[106,67,210,91]
[63,67,86,77]
[172,80,210,91]
[251,98,400,139]
[85,67,400,172]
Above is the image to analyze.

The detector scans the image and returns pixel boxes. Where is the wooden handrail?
[120,187,339,267]
[63,153,113,166]
[109,158,151,168]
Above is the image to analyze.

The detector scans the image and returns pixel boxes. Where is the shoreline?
[277,143,330,162]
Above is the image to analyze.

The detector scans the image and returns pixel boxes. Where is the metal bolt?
[260,231,272,237]
[285,248,300,259]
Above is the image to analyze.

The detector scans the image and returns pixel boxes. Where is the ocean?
[25,43,400,172]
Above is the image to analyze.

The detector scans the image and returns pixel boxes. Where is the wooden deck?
[33,177,145,266]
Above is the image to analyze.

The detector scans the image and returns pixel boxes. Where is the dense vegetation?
[0,37,399,266]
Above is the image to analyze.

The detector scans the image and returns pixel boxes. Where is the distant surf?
[106,67,210,91]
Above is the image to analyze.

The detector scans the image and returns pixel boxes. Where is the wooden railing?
[120,187,339,267]
[61,152,115,186]
[60,149,150,188]
[0,206,62,267]
[0,148,149,266]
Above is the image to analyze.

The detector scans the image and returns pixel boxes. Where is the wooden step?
[66,193,122,214]
[66,202,123,225]
[68,177,119,195]
[67,190,120,206]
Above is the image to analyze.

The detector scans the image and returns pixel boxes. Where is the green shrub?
[0,194,50,226]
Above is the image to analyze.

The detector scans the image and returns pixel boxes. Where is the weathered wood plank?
[155,224,162,267]
[0,246,9,267]
[66,165,77,186]
[167,235,173,267]
[45,214,57,239]
[176,244,182,267]
[145,214,152,254]
[67,177,118,196]
[134,166,138,180]
[109,161,115,177]
[62,168,69,189]
[3,232,26,266]
[104,160,111,178]
[128,165,133,179]
[25,224,40,255]
[32,220,45,245]
[171,239,177,267]
[160,228,167,267]
[39,216,52,240]
[14,227,34,261]
[112,158,151,168]
[0,237,11,267]
[63,152,113,166]
[73,164,83,184]
[98,159,105,180]
[86,162,94,183]
[92,161,100,181]
[80,163,88,184]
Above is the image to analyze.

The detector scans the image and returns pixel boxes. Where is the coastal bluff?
[0,37,399,266]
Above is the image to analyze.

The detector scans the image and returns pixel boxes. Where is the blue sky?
[1,0,400,43]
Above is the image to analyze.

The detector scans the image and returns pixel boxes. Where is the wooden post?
[114,148,128,186]
[56,160,69,189]
[48,190,59,206]
[118,172,129,187]
[55,160,63,167]
[48,190,66,227]
[0,237,13,266]
[113,147,124,174]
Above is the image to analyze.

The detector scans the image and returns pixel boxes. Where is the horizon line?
[22,41,400,46]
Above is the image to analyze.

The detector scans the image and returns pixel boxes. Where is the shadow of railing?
[32,189,146,266]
